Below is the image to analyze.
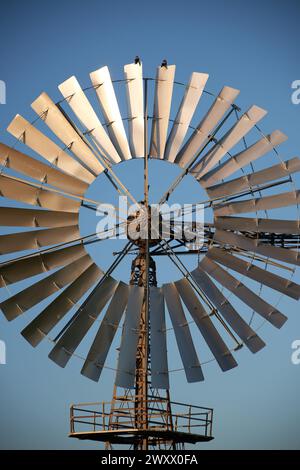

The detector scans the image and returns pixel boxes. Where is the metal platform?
[69,400,213,448]
[69,428,213,445]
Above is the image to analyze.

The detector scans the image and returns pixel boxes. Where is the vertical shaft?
[134,272,149,450]
[131,251,157,450]
[135,76,149,450]
[144,76,150,340]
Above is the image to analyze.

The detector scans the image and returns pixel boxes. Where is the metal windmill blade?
[1,60,299,450]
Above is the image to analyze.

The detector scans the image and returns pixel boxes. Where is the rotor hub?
[126,202,162,247]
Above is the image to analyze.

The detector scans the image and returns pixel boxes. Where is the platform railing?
[70,400,213,438]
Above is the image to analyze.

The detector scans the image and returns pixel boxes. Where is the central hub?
[126,202,162,247]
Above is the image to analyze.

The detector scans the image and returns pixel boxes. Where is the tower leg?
[134,297,149,450]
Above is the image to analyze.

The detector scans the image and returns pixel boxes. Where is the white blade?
[163,283,204,382]
[207,247,300,300]
[21,263,102,347]
[214,228,300,267]
[150,287,169,389]
[176,86,240,168]
[1,254,92,321]
[124,63,144,157]
[81,282,129,382]
[150,64,176,158]
[214,190,300,216]
[191,266,266,353]
[164,72,209,162]
[175,278,238,372]
[0,207,78,228]
[90,66,131,160]
[206,157,300,199]
[0,143,88,196]
[194,105,267,178]
[200,130,288,188]
[0,225,80,255]
[0,174,81,212]
[7,115,94,185]
[58,76,121,164]
[31,93,104,175]
[0,243,86,287]
[199,256,287,328]
[214,216,300,234]
[115,285,144,388]
[48,276,118,367]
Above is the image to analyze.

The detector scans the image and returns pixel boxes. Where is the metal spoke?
[0,221,127,267]
[158,238,242,348]
[0,172,130,222]
[58,101,140,208]
[164,178,292,223]
[158,105,238,205]
[53,239,134,342]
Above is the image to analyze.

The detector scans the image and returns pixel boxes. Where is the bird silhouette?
[161,59,168,68]
[135,56,141,65]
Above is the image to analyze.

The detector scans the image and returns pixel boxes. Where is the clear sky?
[0,0,300,450]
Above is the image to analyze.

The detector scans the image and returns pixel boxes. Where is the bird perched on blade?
[135,56,141,65]
[161,59,168,68]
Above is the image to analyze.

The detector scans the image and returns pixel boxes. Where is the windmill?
[1,60,300,451]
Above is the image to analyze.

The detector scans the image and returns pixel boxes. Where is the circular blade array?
[1,62,299,388]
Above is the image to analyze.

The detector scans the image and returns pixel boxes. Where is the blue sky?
[0,0,300,450]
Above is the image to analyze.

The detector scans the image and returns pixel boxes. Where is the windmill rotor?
[1,60,300,450]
